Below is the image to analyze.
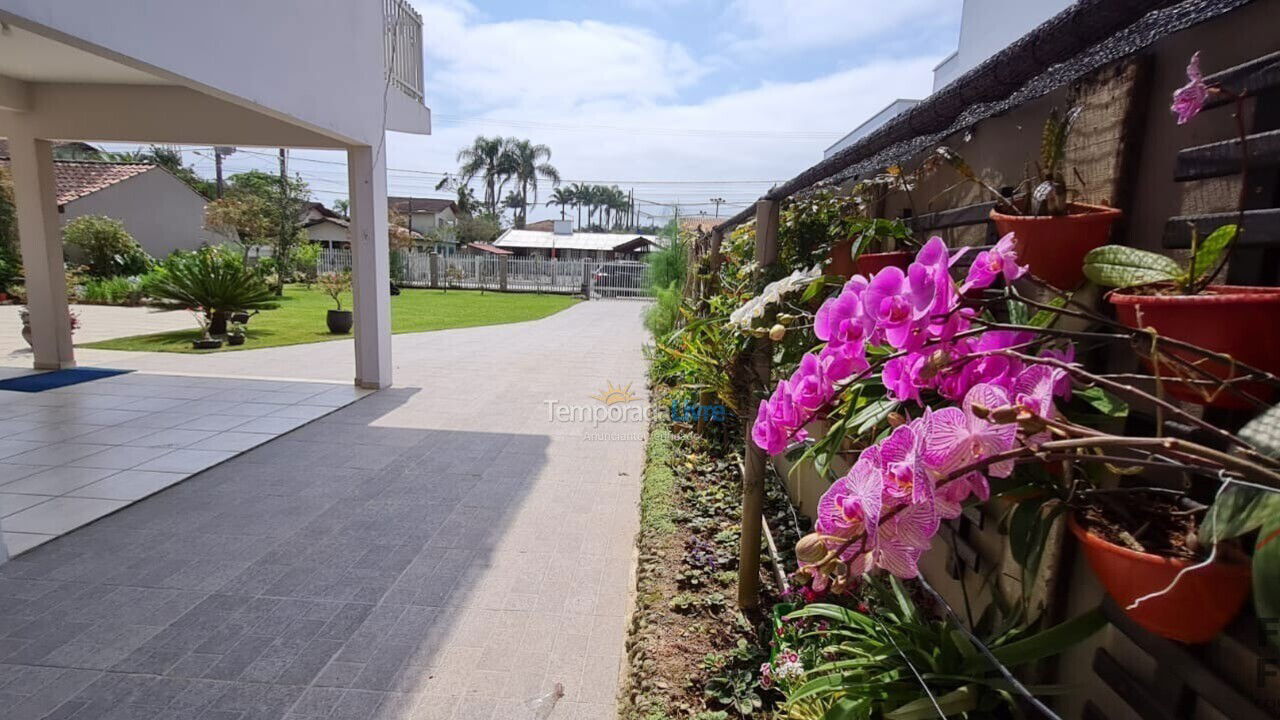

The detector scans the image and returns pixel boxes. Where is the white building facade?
[0,0,428,390]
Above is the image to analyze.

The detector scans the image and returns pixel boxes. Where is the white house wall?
[61,169,232,260]
[0,0,398,146]
[306,222,351,248]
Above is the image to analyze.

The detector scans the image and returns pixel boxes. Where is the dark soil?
[620,385,805,719]
[1076,491,1200,559]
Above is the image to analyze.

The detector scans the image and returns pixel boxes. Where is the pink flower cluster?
[811,382,1020,583]
[752,234,1038,454]
[746,233,1077,584]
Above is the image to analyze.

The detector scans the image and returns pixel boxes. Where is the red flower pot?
[826,240,912,279]
[990,203,1121,290]
[1068,515,1250,644]
[1109,286,1280,409]
[854,251,913,277]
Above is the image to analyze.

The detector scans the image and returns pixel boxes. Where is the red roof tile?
[0,158,156,205]
[51,161,155,204]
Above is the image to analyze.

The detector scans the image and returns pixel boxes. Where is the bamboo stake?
[738,199,779,609]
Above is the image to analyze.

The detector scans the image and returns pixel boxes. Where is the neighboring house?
[823,0,1069,160]
[824,99,921,159]
[300,201,434,255]
[494,223,662,261]
[679,217,722,235]
[387,196,457,234]
[1,141,233,259]
[459,242,512,257]
[299,201,351,250]
[931,0,1073,91]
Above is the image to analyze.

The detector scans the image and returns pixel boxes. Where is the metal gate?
[589,260,652,299]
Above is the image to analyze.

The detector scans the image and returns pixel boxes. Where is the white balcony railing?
[384,0,424,103]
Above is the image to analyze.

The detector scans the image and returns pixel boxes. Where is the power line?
[431,114,845,140]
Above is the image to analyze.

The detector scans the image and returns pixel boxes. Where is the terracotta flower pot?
[1068,515,1249,644]
[990,202,1121,289]
[1109,286,1280,409]
[826,240,912,278]
[854,251,913,277]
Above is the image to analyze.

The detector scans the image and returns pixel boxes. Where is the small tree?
[62,215,151,277]
[317,270,351,310]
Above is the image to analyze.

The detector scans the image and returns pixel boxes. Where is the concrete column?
[346,145,392,389]
[9,135,75,370]
[499,257,508,292]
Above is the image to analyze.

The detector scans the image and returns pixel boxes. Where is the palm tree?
[456,186,478,216]
[456,136,509,215]
[547,187,573,221]
[568,183,588,228]
[502,139,560,228]
[501,190,524,222]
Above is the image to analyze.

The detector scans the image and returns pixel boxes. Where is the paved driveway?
[0,300,650,719]
[1,304,193,367]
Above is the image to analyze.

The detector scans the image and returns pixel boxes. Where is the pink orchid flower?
[816,456,884,543]
[790,354,832,412]
[872,502,936,578]
[923,383,1018,478]
[1171,52,1210,125]
[962,233,1027,292]
[751,399,788,455]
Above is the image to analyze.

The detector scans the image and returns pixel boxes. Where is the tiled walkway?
[0,371,369,555]
[0,300,649,719]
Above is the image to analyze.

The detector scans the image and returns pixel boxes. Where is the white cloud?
[384,55,942,220]
[723,0,960,55]
[245,1,952,222]
[415,0,705,112]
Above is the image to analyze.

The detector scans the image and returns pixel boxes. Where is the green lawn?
[82,286,581,353]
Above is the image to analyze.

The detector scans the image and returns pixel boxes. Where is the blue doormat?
[0,368,133,393]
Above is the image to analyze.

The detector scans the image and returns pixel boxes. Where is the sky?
[123,0,963,225]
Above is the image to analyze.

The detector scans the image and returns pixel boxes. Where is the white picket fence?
[313,249,651,298]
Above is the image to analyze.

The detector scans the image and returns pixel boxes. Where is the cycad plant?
[147,247,278,335]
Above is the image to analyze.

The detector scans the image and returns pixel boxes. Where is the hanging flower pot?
[1068,514,1250,644]
[854,251,912,277]
[989,203,1121,289]
[1108,286,1280,408]
[825,240,911,278]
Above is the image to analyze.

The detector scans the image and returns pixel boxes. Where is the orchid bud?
[777,313,796,326]
[795,534,828,564]
[988,405,1019,424]
[969,402,990,419]
[769,324,786,341]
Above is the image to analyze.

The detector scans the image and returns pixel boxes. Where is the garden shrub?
[62,215,152,277]
[643,282,682,340]
[80,276,144,306]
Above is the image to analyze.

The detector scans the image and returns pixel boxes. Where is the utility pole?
[213,146,236,199]
[276,148,289,297]
[710,197,726,218]
[628,188,635,232]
